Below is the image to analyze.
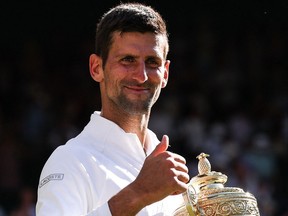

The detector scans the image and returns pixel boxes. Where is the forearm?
[108,183,149,216]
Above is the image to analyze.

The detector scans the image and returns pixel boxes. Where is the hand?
[108,135,190,215]
[130,135,190,205]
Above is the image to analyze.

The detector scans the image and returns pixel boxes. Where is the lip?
[124,86,150,94]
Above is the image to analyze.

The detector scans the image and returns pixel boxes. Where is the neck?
[100,109,150,146]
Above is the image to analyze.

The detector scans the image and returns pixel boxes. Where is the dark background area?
[1,0,287,215]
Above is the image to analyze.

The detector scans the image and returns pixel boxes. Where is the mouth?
[124,85,150,94]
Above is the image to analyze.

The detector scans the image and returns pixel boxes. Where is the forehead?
[110,31,168,57]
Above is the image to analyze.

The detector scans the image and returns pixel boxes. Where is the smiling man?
[36,3,190,216]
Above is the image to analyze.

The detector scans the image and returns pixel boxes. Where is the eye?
[121,56,135,64]
[146,57,161,68]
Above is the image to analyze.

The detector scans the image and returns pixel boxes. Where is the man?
[36,2,190,215]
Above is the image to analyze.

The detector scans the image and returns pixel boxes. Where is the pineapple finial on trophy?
[196,152,211,175]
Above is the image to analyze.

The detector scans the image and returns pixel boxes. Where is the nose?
[132,61,148,83]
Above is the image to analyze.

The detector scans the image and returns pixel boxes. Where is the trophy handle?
[184,184,199,216]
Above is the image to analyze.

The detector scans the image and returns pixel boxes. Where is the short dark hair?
[95,2,169,67]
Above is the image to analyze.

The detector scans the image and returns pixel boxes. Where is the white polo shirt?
[36,111,184,215]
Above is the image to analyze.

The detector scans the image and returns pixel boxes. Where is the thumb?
[151,135,169,157]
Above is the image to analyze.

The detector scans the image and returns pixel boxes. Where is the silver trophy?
[173,153,260,216]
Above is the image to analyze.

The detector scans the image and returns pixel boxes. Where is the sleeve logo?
[39,173,64,188]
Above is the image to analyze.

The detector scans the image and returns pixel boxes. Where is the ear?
[161,60,170,88]
[89,54,104,82]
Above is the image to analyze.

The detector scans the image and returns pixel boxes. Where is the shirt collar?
[83,111,160,160]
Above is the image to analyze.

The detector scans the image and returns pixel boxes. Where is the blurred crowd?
[1,1,287,215]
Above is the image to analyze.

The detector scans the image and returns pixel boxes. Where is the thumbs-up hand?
[130,135,190,206]
[108,135,190,215]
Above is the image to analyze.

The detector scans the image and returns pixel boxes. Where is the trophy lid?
[189,153,228,192]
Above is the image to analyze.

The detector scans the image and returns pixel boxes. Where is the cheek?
[103,71,121,96]
[152,70,167,87]
[104,76,114,93]
[151,85,163,104]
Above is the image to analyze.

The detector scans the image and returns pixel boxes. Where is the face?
[90,31,169,115]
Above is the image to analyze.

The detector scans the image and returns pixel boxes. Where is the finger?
[171,153,187,164]
[171,179,189,195]
[150,135,169,157]
[175,170,190,183]
[173,161,189,173]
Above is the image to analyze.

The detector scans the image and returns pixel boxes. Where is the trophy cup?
[173,153,260,216]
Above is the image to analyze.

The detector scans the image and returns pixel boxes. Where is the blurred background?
[0,0,287,215]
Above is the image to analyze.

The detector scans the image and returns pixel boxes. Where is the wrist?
[108,184,147,216]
